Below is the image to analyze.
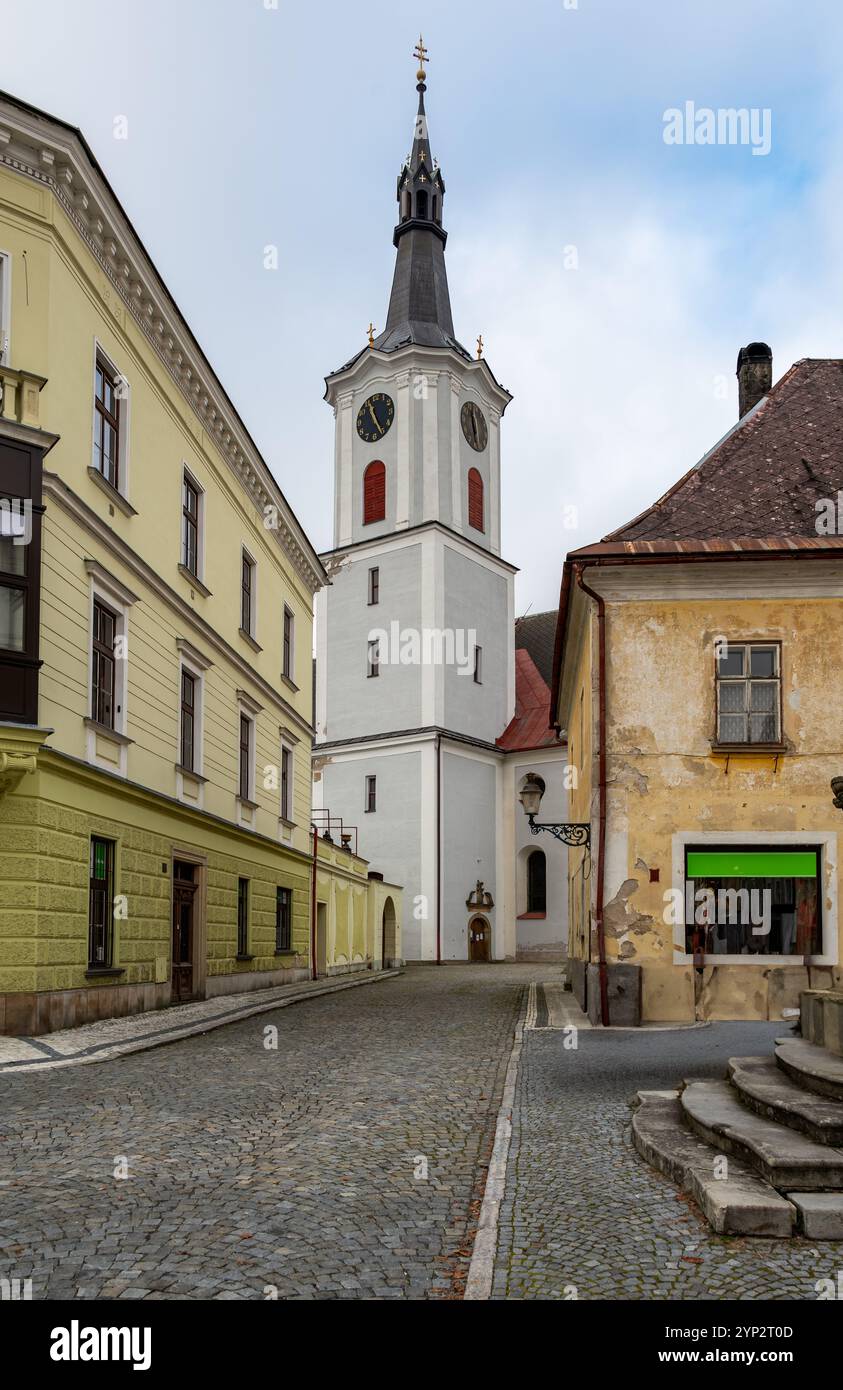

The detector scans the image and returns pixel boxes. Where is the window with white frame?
[181,471,203,580]
[92,345,130,495]
[241,550,256,637]
[716,641,781,745]
[280,743,293,822]
[282,605,294,681]
[86,564,133,738]
[238,712,254,801]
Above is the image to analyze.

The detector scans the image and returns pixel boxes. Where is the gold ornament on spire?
[476,334,484,360]
[413,33,429,82]
[367,322,375,348]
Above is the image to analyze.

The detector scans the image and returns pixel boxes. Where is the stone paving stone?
[493,1022,843,1300]
[0,963,558,1301]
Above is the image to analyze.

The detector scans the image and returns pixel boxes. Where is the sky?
[3,0,843,615]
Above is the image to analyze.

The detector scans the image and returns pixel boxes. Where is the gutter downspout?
[311,823,319,981]
[574,565,610,1027]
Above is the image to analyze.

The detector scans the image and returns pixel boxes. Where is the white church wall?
[511,747,570,961]
[442,543,510,742]
[441,747,499,960]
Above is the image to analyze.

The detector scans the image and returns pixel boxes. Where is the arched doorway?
[468,915,491,962]
[381,895,396,969]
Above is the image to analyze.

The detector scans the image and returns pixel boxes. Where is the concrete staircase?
[632,990,843,1238]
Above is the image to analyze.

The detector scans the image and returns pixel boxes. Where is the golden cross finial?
[476,334,484,360]
[367,322,375,347]
[413,33,429,80]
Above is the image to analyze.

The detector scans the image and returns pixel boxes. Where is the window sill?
[177,564,212,598]
[517,912,547,921]
[279,671,299,694]
[84,717,134,746]
[274,949,294,957]
[87,466,137,516]
[85,966,125,980]
[235,953,254,963]
[710,741,787,754]
[278,816,296,830]
[176,763,207,783]
[238,627,262,653]
[237,795,260,812]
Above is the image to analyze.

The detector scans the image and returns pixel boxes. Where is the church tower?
[314,40,516,961]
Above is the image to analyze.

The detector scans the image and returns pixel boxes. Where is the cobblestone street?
[4,965,843,1302]
[0,965,549,1301]
[494,1020,843,1300]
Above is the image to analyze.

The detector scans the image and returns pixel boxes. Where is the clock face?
[357,393,395,443]
[461,400,488,452]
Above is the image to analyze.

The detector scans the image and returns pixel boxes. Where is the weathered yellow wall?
[603,595,843,1020]
[315,839,402,973]
[563,608,594,965]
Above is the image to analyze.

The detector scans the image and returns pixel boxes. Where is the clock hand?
[368,403,384,435]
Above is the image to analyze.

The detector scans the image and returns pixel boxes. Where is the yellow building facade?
[0,92,400,1035]
[552,349,843,1023]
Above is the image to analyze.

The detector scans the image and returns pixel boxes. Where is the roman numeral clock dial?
[356,392,395,443]
[461,400,488,451]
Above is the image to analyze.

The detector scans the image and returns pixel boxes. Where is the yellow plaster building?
[0,91,400,1035]
[551,345,843,1024]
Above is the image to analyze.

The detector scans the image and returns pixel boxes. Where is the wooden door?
[172,862,197,1002]
[469,916,491,962]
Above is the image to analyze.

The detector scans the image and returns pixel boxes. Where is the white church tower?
[314,40,516,961]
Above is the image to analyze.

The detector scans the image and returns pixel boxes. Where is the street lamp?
[518,772,590,849]
[832,777,843,812]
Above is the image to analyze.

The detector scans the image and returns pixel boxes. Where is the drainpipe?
[310,822,318,981]
[435,732,442,964]
[574,565,610,1027]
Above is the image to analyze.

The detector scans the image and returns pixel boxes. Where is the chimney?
[736,342,772,418]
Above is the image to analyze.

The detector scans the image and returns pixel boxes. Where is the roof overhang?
[324,342,513,414]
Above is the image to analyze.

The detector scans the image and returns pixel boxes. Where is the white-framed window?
[715,641,781,746]
[282,604,295,681]
[280,742,293,822]
[181,468,205,581]
[0,251,11,365]
[474,644,483,684]
[238,711,254,801]
[240,548,256,638]
[83,559,137,777]
[91,340,131,498]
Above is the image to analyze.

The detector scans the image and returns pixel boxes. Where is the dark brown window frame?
[91,596,118,729]
[237,876,249,957]
[282,605,293,679]
[241,551,254,635]
[88,835,115,969]
[94,353,121,490]
[238,712,252,800]
[367,638,380,678]
[275,886,292,953]
[280,744,292,821]
[365,774,377,813]
[180,668,196,771]
[368,566,379,606]
[182,473,200,578]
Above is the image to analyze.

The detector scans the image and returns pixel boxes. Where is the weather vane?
[413,34,429,81]
[476,334,484,360]
[367,322,375,348]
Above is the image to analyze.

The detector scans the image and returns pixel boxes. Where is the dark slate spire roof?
[372,56,469,359]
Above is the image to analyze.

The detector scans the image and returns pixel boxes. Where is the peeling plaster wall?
[602,595,843,1021]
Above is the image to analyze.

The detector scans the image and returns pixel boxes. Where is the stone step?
[786,1192,843,1239]
[727,1056,843,1145]
[775,1038,843,1102]
[681,1079,843,1190]
[631,1091,795,1237]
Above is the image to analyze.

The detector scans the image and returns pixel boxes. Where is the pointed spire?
[373,37,469,359]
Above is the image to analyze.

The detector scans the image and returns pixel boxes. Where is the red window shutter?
[363,461,386,524]
[468,467,484,532]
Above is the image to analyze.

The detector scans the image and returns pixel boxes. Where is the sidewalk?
[0,968,403,1074]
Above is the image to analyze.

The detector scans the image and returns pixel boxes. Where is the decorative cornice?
[0,92,326,596]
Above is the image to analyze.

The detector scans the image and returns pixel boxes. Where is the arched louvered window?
[416,189,428,220]
[468,467,484,532]
[363,460,386,525]
[527,850,547,914]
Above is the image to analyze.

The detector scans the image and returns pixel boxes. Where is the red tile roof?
[498,648,565,752]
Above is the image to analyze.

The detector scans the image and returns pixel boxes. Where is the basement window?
[715,641,781,745]
[683,845,821,958]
